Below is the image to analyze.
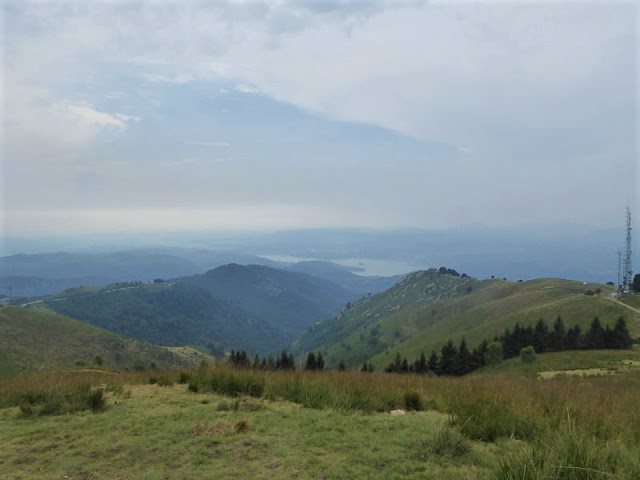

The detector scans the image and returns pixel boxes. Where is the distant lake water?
[258,255,424,277]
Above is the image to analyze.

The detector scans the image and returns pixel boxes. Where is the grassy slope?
[295,271,640,369]
[2,368,639,479]
[0,306,210,379]
[471,348,640,379]
[0,383,500,480]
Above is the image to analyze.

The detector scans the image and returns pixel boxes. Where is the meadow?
[1,359,640,480]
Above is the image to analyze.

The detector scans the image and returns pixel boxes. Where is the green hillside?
[471,348,640,379]
[0,306,210,379]
[39,282,285,354]
[176,263,355,339]
[293,269,640,369]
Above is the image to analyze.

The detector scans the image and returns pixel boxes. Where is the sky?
[1,0,638,235]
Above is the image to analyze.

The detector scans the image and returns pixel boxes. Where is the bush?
[178,371,191,384]
[16,383,105,417]
[422,426,470,457]
[520,346,537,363]
[403,391,423,411]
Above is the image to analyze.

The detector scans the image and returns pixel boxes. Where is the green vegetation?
[384,316,634,376]
[2,365,639,479]
[294,272,639,370]
[0,306,211,378]
[177,263,355,339]
[40,281,286,354]
[40,263,359,354]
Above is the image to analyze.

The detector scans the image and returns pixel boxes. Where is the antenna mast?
[622,207,633,293]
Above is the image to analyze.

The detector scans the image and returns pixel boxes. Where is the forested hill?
[39,282,285,355]
[37,264,359,355]
[175,264,355,339]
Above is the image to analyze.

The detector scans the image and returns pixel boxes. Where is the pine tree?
[316,351,325,371]
[288,353,296,371]
[455,338,473,375]
[439,340,458,375]
[428,351,439,375]
[305,352,317,371]
[551,316,566,351]
[565,325,582,350]
[586,317,606,349]
[414,352,427,374]
[400,357,409,373]
[533,319,551,353]
[612,317,633,349]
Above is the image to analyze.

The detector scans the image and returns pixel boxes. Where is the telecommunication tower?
[621,207,633,293]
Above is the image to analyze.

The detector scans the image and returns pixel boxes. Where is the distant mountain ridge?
[1,250,400,298]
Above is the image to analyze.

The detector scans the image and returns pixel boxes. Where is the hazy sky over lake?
[2,1,637,235]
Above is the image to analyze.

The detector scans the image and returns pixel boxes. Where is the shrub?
[157,375,173,387]
[520,346,537,363]
[178,371,191,384]
[422,426,470,457]
[403,391,423,411]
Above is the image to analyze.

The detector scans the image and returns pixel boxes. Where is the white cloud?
[3,1,636,232]
[187,141,231,147]
[138,72,195,84]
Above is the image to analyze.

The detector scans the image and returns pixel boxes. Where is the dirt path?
[603,296,640,315]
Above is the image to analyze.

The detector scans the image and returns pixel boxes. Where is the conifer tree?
[316,351,325,371]
[305,352,317,371]
[586,317,606,349]
[414,352,428,374]
[455,338,473,375]
[428,351,439,374]
[552,316,566,351]
[612,317,633,349]
[439,340,458,375]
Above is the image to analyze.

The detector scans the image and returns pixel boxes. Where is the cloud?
[187,141,231,147]
[234,84,260,94]
[3,1,636,232]
[57,101,139,129]
[138,72,195,84]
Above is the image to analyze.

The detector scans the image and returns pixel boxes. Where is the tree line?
[227,348,296,370]
[385,316,634,376]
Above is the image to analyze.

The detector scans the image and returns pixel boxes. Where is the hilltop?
[294,268,640,369]
[0,306,210,379]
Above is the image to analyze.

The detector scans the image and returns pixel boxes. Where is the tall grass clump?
[421,425,470,458]
[446,384,539,441]
[16,382,105,417]
[185,366,429,412]
[497,423,640,480]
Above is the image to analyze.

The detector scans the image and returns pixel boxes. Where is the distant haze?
[2,1,636,236]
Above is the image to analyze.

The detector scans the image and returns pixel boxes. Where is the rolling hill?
[0,306,211,379]
[293,269,640,369]
[37,282,286,354]
[175,264,355,340]
[37,264,356,354]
